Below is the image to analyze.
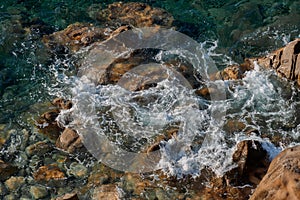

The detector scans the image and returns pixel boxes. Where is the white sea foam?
[53,28,300,177]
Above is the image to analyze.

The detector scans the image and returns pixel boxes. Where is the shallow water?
[1,0,300,199]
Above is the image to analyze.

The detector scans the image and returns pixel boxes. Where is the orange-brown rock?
[250,145,300,200]
[250,39,300,85]
[33,164,65,181]
[0,160,18,181]
[56,128,82,153]
[43,22,108,53]
[95,2,173,28]
[211,65,244,81]
[52,98,72,110]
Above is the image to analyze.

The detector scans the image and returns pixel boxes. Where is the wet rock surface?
[250,39,300,86]
[250,145,300,200]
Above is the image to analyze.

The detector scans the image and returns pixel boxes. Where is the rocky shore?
[1,1,300,200]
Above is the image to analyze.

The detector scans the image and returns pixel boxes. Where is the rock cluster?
[36,98,82,154]
[3,1,300,199]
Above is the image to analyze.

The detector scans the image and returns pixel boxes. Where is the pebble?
[4,176,25,191]
[0,160,18,181]
[25,140,52,156]
[30,185,49,199]
[3,194,17,200]
[68,162,88,178]
[33,164,66,181]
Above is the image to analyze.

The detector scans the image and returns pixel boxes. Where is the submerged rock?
[42,22,108,53]
[0,160,18,181]
[42,2,173,55]
[94,2,173,28]
[56,128,82,154]
[33,164,65,181]
[250,145,300,200]
[36,109,62,141]
[25,140,52,156]
[30,185,49,199]
[4,176,25,191]
[92,184,120,200]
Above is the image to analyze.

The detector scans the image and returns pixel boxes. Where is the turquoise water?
[1,0,300,199]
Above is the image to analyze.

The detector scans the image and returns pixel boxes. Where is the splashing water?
[55,27,300,178]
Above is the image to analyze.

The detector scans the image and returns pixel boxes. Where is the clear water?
[1,0,300,198]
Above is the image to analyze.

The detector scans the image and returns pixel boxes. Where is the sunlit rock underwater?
[0,1,300,199]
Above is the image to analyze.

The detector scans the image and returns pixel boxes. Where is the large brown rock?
[250,145,300,200]
[250,39,300,85]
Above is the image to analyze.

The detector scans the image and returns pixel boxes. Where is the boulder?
[250,145,300,200]
[250,39,300,85]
